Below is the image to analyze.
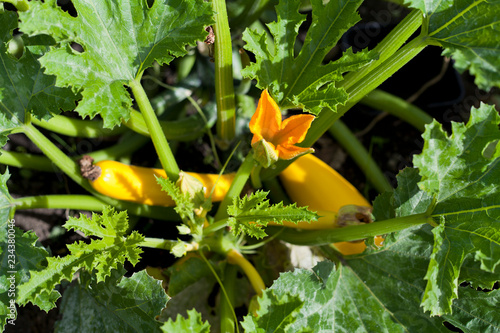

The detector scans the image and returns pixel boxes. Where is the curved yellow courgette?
[279,154,383,254]
[90,160,235,207]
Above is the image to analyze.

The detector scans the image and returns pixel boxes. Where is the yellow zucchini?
[90,160,235,207]
[279,154,383,254]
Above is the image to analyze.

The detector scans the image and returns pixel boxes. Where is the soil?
[4,1,499,332]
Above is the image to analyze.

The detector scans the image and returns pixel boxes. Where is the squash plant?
[1,0,500,331]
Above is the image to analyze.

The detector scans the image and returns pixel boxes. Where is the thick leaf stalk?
[213,0,236,146]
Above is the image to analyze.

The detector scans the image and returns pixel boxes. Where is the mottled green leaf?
[18,0,213,127]
[0,8,76,146]
[242,0,376,114]
[405,0,500,90]
[410,103,500,315]
[443,288,500,333]
[241,291,306,333]
[55,268,168,333]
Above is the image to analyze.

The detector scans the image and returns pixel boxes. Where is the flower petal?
[277,144,314,160]
[275,114,315,146]
[249,90,281,142]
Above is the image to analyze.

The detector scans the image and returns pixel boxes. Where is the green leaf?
[459,255,500,290]
[156,176,205,240]
[227,190,318,239]
[17,207,144,311]
[241,291,306,333]
[366,166,500,331]
[405,0,500,90]
[18,0,213,127]
[0,169,50,329]
[410,103,500,315]
[262,259,424,332]
[241,0,376,114]
[442,287,500,333]
[0,9,77,145]
[156,176,195,222]
[160,309,210,333]
[55,268,168,333]
[165,255,213,297]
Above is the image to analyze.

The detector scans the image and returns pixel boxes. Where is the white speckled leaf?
[18,0,213,127]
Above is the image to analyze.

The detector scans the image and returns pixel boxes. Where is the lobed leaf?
[55,268,168,333]
[18,0,213,128]
[405,0,500,90]
[411,103,500,315]
[0,8,77,147]
[227,190,318,239]
[241,291,305,333]
[0,169,51,329]
[17,208,144,311]
[241,0,376,114]
[160,309,210,333]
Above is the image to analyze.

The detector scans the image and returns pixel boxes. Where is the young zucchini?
[89,160,235,207]
[279,154,383,254]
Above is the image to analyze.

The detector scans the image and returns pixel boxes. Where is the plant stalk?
[227,249,265,296]
[261,36,428,180]
[220,264,237,333]
[22,123,91,190]
[214,153,255,221]
[129,79,180,180]
[31,115,126,138]
[273,213,431,246]
[328,120,392,193]
[213,0,236,146]
[341,9,423,90]
[13,195,181,221]
[360,89,433,131]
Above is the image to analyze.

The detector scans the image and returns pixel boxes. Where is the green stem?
[13,195,181,221]
[129,79,179,180]
[204,218,229,234]
[220,264,237,333]
[213,0,236,146]
[360,89,433,132]
[87,132,149,162]
[124,109,207,141]
[31,115,126,138]
[261,36,428,180]
[214,154,255,221]
[262,177,291,205]
[139,237,178,250]
[341,9,423,90]
[328,120,392,193]
[0,132,149,171]
[19,125,180,220]
[22,123,91,190]
[0,149,55,172]
[273,213,431,246]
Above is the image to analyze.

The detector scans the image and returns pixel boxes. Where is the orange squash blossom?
[250,90,315,167]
